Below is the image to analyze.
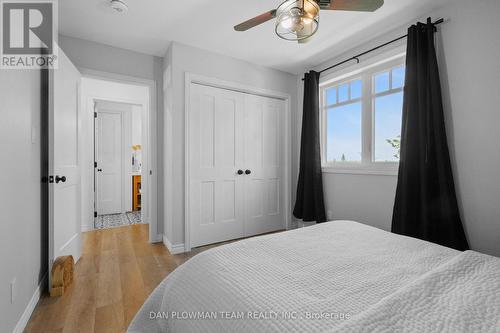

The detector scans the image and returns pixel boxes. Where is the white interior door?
[243,95,284,236]
[189,83,285,248]
[49,47,82,277]
[189,84,245,248]
[96,109,122,215]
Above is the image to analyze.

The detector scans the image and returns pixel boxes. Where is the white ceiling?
[59,0,451,74]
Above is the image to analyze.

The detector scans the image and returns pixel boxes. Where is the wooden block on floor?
[50,255,74,297]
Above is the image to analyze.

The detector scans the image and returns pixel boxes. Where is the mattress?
[127,221,498,332]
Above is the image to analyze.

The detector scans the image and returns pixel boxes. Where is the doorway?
[94,100,143,229]
[80,74,158,242]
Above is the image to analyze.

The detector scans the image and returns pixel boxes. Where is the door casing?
[80,69,159,243]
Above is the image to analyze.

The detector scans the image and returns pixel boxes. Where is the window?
[320,57,405,174]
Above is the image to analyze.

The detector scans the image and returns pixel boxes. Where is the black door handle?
[55,175,66,183]
[97,168,102,172]
[245,169,251,175]
[237,169,244,175]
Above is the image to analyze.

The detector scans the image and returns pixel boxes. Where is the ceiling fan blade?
[321,0,384,12]
[234,9,277,31]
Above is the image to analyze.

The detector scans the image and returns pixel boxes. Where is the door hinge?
[149,170,152,175]
[94,162,97,168]
[94,211,97,218]
[94,112,97,118]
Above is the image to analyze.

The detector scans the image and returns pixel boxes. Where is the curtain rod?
[301,17,444,81]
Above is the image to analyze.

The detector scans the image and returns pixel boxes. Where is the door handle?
[55,175,66,183]
[97,168,102,172]
[245,169,251,175]
[237,169,244,175]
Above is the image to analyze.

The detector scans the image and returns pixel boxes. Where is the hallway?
[24,225,205,333]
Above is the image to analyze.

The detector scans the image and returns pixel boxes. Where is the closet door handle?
[237,169,244,175]
[245,169,251,175]
[55,175,66,183]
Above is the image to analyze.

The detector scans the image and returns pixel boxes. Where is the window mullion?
[361,73,373,165]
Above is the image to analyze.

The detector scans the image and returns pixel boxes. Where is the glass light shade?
[275,0,319,41]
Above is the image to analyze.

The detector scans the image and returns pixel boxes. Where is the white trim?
[58,232,80,257]
[79,68,155,87]
[184,73,293,252]
[12,273,47,333]
[162,234,171,250]
[162,235,185,254]
[322,167,398,176]
[81,224,91,232]
[319,48,407,86]
[79,69,159,243]
[163,64,174,250]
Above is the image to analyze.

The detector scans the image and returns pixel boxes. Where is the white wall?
[296,0,500,256]
[0,70,45,331]
[81,78,149,231]
[435,0,500,256]
[132,105,142,147]
[59,35,162,81]
[59,35,164,233]
[163,42,298,246]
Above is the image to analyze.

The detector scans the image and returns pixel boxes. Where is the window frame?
[319,55,406,176]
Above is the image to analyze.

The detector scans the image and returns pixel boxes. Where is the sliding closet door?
[189,84,245,248]
[243,95,285,236]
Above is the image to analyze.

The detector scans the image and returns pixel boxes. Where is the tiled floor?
[94,211,142,230]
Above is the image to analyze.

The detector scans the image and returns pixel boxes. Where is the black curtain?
[392,22,469,251]
[293,71,327,223]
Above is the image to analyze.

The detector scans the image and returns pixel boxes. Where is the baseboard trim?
[59,232,79,255]
[13,272,47,333]
[162,235,185,254]
[81,224,91,232]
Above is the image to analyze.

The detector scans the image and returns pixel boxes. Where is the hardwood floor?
[24,224,219,333]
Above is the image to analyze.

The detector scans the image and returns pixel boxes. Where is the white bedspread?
[128,221,465,333]
[331,250,500,333]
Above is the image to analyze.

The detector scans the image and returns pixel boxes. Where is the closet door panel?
[189,84,244,248]
[244,95,285,236]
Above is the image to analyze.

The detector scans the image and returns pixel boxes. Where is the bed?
[128,221,500,332]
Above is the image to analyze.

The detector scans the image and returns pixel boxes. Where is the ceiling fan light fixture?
[280,17,293,29]
[275,0,319,41]
[109,0,128,14]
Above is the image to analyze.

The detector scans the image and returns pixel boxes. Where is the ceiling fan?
[234,0,384,43]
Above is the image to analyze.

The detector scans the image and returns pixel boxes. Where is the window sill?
[322,166,399,176]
